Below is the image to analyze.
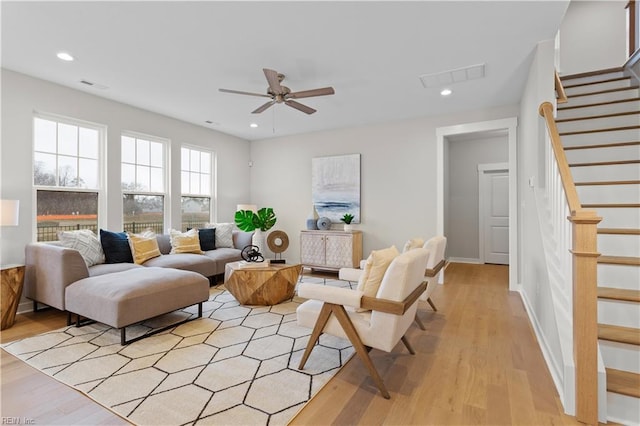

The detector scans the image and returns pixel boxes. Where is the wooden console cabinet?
[300,230,362,271]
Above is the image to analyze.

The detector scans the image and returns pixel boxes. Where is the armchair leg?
[298,303,333,370]
[401,335,415,355]
[427,297,437,311]
[331,304,391,399]
[414,314,426,330]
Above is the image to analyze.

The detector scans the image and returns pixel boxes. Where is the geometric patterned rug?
[2,277,355,425]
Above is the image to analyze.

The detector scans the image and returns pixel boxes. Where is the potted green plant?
[235,207,277,255]
[340,213,355,231]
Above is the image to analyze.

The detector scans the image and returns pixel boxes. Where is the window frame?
[121,131,170,233]
[180,145,214,229]
[32,112,106,242]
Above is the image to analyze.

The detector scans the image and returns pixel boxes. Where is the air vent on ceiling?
[419,63,485,88]
[79,79,109,90]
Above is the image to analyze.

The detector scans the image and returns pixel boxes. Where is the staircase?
[556,67,640,424]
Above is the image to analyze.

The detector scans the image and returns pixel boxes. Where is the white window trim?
[32,112,107,241]
[121,130,171,231]
[180,144,215,224]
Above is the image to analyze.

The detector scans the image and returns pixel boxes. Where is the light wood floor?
[1,263,581,425]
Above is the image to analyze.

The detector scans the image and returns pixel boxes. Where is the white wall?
[446,133,508,261]
[249,104,519,263]
[559,0,627,75]
[0,69,251,270]
[518,39,572,411]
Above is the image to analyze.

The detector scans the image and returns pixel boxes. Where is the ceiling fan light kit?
[219,68,335,115]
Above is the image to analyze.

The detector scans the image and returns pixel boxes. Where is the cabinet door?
[325,234,353,268]
[301,233,326,265]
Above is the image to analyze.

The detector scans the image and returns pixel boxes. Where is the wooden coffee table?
[224,261,302,305]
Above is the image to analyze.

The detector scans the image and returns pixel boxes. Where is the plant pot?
[252,230,266,256]
[343,224,353,232]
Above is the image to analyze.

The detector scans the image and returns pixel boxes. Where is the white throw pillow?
[402,238,425,253]
[206,222,235,248]
[58,229,105,267]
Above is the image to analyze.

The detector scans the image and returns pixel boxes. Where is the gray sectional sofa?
[24,230,253,344]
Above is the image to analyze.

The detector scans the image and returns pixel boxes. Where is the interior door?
[481,169,509,265]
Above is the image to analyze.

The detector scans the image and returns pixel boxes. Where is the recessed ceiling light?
[250,123,258,128]
[440,88,452,96]
[56,52,75,62]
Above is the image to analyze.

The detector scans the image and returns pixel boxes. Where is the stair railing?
[539,100,601,426]
[555,70,568,104]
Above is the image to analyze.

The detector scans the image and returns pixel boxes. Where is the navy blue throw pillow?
[100,229,133,263]
[199,228,216,251]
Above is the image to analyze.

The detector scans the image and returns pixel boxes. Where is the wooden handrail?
[627,1,637,57]
[539,97,602,425]
[539,102,581,214]
[555,70,568,104]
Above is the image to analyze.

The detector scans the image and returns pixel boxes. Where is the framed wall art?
[312,153,360,223]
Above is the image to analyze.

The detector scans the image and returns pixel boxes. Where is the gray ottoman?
[65,267,209,344]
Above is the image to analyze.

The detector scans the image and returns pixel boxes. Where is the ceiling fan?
[219,68,335,115]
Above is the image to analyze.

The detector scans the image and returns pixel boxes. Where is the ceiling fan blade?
[285,100,316,115]
[252,100,275,114]
[288,87,335,99]
[219,88,271,98]
[263,68,285,95]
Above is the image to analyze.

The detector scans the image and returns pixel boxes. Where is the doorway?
[436,117,518,290]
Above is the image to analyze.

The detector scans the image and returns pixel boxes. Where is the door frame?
[478,162,509,264]
[436,117,518,291]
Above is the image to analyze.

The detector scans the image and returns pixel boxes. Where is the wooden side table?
[224,262,302,305]
[1,264,25,330]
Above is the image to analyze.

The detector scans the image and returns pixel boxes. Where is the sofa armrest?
[233,230,254,249]
[25,243,90,310]
[298,283,363,308]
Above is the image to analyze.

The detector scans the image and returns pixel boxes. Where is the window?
[181,146,212,230]
[121,133,167,234]
[33,115,103,241]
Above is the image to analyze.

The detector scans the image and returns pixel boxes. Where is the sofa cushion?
[169,228,204,254]
[198,228,216,251]
[58,229,105,267]
[100,229,133,264]
[402,237,425,253]
[128,230,162,264]
[143,253,217,277]
[89,262,143,277]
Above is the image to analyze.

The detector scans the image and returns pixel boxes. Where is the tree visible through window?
[181,147,212,230]
[33,116,102,241]
[121,134,166,233]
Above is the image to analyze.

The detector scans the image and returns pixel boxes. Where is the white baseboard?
[17,300,34,314]
[448,257,482,264]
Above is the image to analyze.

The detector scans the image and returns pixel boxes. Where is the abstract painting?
[312,154,360,223]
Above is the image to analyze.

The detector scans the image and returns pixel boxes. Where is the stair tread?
[606,368,640,398]
[598,227,640,235]
[598,287,640,302]
[564,140,640,150]
[576,181,640,186]
[556,110,639,123]
[560,67,624,80]
[563,76,631,89]
[598,255,640,266]
[566,86,639,99]
[560,125,640,136]
[583,203,640,208]
[598,324,640,345]
[558,97,640,111]
[569,159,640,167]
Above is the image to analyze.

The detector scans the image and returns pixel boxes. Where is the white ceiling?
[1,1,569,141]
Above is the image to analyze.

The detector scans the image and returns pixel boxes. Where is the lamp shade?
[0,199,19,226]
[236,204,257,213]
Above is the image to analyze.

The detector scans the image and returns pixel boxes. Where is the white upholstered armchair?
[296,248,429,399]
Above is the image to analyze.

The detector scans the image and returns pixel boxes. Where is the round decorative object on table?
[317,217,331,230]
[267,230,289,253]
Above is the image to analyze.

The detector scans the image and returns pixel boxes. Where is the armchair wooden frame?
[298,281,427,399]
[414,258,446,330]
